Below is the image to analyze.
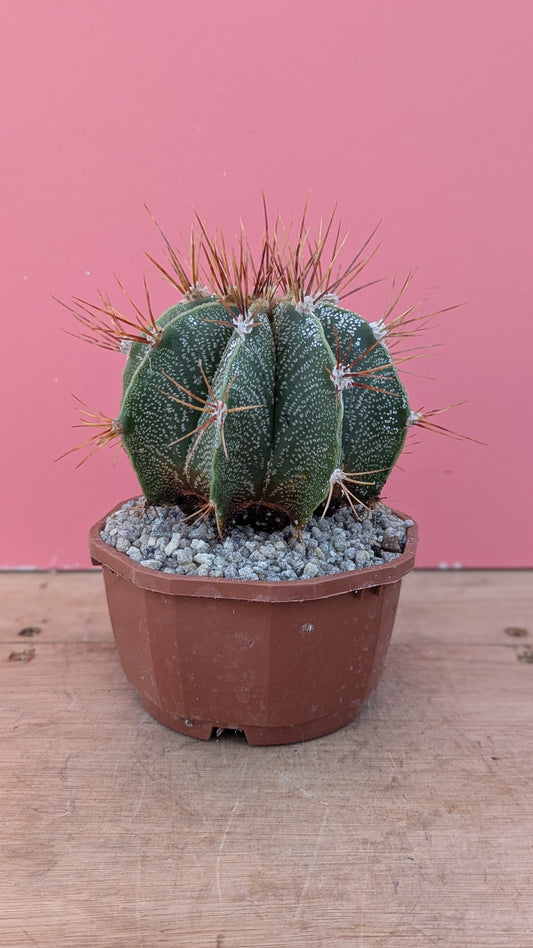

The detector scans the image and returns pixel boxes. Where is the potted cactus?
[63,203,448,745]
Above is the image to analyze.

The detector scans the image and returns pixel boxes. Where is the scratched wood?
[1,570,532,947]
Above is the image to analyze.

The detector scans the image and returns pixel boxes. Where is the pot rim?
[89,499,418,603]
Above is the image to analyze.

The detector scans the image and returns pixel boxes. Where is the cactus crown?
[63,203,453,534]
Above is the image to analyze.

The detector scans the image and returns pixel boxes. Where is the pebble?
[175,549,193,565]
[164,537,180,556]
[126,546,142,562]
[381,535,402,553]
[140,558,162,570]
[101,498,411,581]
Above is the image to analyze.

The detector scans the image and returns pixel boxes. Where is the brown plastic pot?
[89,501,417,745]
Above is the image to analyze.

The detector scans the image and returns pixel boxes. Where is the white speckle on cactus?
[317,292,340,306]
[295,296,316,317]
[186,282,211,300]
[120,339,132,356]
[213,400,228,428]
[232,310,255,337]
[406,410,423,427]
[331,362,355,393]
[370,319,388,343]
[328,468,345,488]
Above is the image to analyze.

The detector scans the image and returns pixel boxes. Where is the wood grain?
[1,570,532,947]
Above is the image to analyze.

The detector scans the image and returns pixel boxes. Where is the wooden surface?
[1,570,532,948]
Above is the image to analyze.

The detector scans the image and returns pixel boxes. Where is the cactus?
[63,206,440,534]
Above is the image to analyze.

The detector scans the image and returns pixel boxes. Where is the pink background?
[1,0,532,568]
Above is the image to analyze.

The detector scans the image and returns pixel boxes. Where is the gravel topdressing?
[101,498,414,582]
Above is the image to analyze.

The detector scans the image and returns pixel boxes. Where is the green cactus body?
[263,302,343,525]
[314,299,410,498]
[66,208,423,531]
[117,293,409,530]
[118,298,233,505]
[184,308,276,530]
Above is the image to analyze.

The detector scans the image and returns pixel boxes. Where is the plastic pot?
[89,502,417,745]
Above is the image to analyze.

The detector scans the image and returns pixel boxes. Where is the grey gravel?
[101,497,413,581]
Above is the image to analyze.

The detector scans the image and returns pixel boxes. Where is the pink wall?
[1,0,532,568]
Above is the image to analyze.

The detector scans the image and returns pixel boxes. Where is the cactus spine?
[67,208,418,533]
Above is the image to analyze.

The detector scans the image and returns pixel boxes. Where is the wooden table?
[1,570,532,947]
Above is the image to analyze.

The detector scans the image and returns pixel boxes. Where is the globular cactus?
[64,206,435,534]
